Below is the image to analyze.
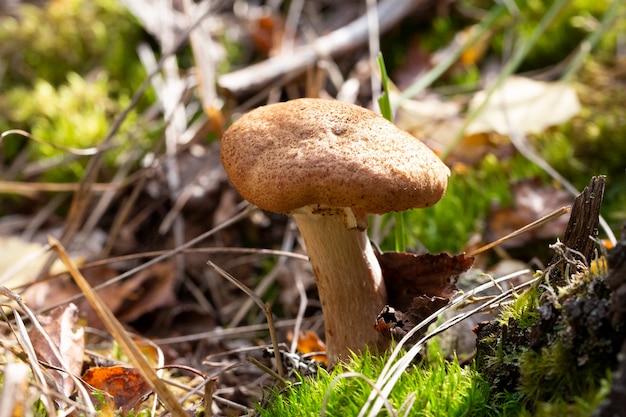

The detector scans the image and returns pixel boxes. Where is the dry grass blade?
[207,260,285,379]
[0,297,56,416]
[0,129,99,156]
[467,205,572,257]
[47,237,187,416]
[0,178,138,196]
[0,287,94,415]
[37,204,255,315]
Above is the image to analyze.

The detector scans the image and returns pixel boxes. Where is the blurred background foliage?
[0,0,624,255]
[0,0,154,183]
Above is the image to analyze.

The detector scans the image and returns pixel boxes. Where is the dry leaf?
[115,262,176,323]
[393,93,509,165]
[82,366,152,415]
[247,8,284,56]
[375,252,474,341]
[467,76,581,135]
[23,262,176,329]
[394,93,464,155]
[29,304,85,396]
[287,330,327,365]
[0,236,71,290]
[487,179,571,248]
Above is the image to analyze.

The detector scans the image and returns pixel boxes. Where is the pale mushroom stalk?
[291,206,388,364]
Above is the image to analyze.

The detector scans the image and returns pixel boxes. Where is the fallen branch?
[218,0,432,98]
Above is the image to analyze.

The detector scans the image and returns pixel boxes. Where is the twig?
[467,205,571,257]
[205,376,218,416]
[154,317,318,345]
[247,356,290,386]
[218,0,431,98]
[207,260,285,379]
[35,204,255,314]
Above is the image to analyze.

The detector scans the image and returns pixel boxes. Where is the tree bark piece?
[548,175,606,287]
[596,223,626,417]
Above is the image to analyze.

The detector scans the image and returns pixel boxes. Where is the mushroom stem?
[292,207,390,364]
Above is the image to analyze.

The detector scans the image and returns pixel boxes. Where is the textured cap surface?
[220,98,449,214]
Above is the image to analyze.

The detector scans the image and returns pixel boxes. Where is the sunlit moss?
[259,350,493,417]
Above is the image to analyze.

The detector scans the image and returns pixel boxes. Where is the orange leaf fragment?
[82,366,151,415]
[288,330,327,366]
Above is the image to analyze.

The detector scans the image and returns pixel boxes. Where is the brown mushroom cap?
[220,98,450,215]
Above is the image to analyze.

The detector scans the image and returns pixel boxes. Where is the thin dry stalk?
[48,237,187,416]
[0,287,95,415]
[37,204,255,314]
[467,205,572,256]
[229,224,297,327]
[206,260,285,379]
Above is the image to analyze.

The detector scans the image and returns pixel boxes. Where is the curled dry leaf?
[374,252,474,341]
[82,366,152,415]
[29,304,84,396]
[115,261,177,323]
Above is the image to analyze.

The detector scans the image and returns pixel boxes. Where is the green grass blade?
[377,53,406,251]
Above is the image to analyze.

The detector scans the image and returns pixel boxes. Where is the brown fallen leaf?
[115,262,176,323]
[375,252,474,341]
[82,366,152,415]
[487,178,571,248]
[29,304,85,396]
[23,262,176,329]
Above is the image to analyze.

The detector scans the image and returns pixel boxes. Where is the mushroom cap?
[220,98,450,215]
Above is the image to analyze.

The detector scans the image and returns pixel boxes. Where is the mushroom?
[220,98,449,364]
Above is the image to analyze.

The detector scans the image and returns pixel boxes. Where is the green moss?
[0,0,156,182]
[489,0,611,72]
[475,264,620,415]
[532,61,626,232]
[3,72,151,183]
[259,351,493,416]
[0,0,145,89]
[499,283,541,328]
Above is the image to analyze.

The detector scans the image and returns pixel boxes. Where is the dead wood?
[596,223,626,417]
[548,175,606,288]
